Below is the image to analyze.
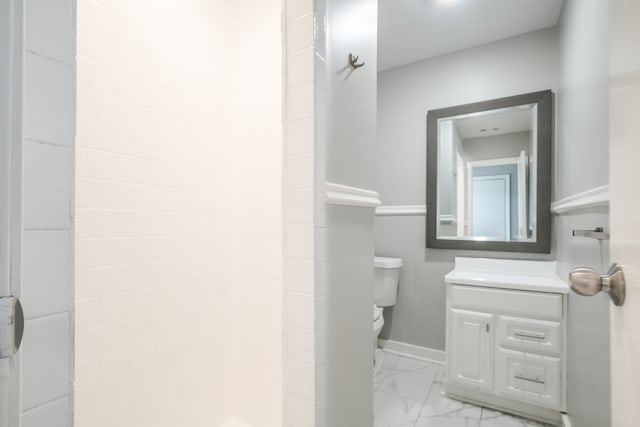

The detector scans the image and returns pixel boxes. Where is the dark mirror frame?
[426,90,552,253]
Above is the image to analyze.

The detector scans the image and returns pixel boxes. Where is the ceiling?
[453,106,533,139]
[378,0,564,71]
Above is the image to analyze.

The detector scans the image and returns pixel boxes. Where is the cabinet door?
[448,308,494,391]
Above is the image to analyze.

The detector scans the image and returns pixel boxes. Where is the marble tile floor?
[374,351,557,427]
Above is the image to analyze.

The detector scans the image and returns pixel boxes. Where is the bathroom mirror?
[426,90,552,253]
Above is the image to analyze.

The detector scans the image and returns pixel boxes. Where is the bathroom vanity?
[444,257,568,424]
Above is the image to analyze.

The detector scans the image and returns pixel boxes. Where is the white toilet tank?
[374,256,402,307]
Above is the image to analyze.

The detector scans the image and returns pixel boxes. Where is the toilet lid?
[373,305,383,321]
[374,256,403,269]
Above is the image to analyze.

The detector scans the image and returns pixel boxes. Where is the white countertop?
[444,257,569,294]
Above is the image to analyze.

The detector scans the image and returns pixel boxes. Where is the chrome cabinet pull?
[513,330,545,340]
[514,375,545,385]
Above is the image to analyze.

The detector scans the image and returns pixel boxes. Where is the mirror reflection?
[437,104,537,242]
[426,90,551,253]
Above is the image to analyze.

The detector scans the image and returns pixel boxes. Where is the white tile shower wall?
[228,1,283,425]
[20,0,75,425]
[76,0,282,426]
[284,0,323,426]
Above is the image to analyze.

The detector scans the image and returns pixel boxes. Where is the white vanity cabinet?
[444,258,569,424]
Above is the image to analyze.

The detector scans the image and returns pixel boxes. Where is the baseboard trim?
[378,339,445,364]
[445,382,561,425]
[561,413,572,427]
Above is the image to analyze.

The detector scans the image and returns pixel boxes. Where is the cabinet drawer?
[497,316,561,355]
[495,348,561,410]
[449,285,563,320]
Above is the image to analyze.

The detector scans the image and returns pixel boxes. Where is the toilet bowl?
[373,305,385,372]
[373,256,402,366]
[373,305,384,353]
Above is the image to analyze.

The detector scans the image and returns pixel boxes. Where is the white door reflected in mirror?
[471,174,510,240]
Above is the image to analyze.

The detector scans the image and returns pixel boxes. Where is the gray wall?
[462,131,530,161]
[326,206,375,427]
[556,1,611,426]
[324,0,377,189]
[375,29,558,351]
[320,0,377,425]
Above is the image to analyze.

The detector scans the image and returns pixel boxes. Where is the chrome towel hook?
[349,53,365,69]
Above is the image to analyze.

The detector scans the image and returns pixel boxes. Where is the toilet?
[373,256,402,369]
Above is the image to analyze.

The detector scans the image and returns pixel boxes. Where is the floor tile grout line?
[385,352,446,427]
[411,369,438,427]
